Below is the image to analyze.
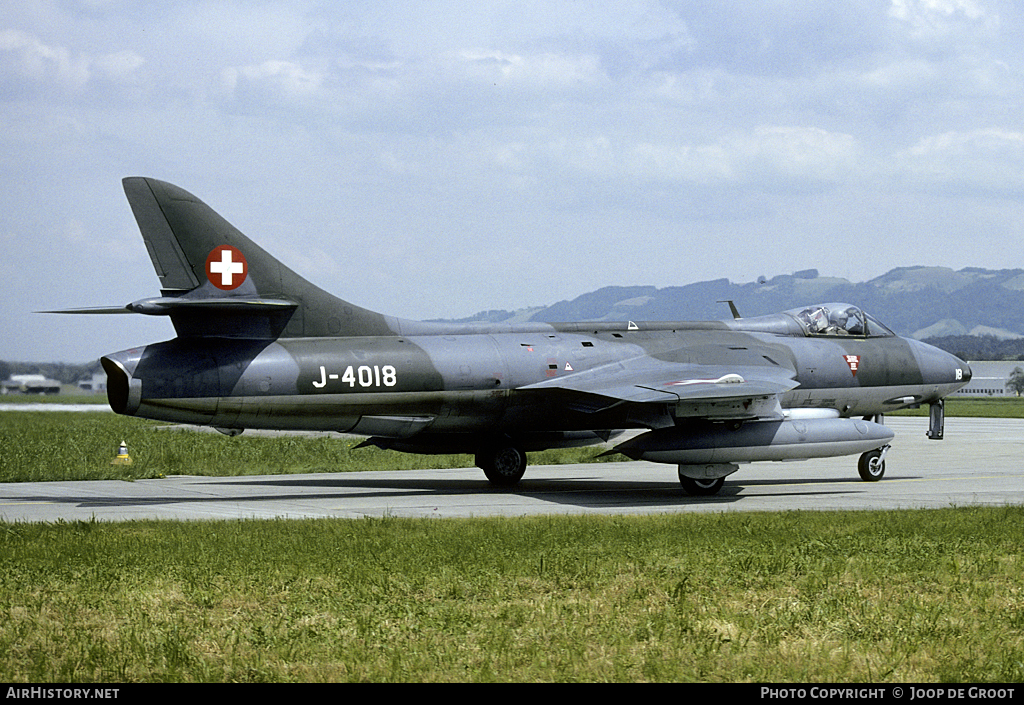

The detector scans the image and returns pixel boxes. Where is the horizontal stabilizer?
[40,298,299,317]
[124,297,298,316]
[38,306,134,315]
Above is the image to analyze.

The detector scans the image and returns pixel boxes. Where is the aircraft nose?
[960,359,973,385]
[911,339,971,389]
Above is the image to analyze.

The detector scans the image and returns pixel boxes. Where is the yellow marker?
[112,440,133,465]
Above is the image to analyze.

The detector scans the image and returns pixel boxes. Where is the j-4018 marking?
[312,364,398,390]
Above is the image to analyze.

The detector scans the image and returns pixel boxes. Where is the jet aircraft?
[55,178,972,495]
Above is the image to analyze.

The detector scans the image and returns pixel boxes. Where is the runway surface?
[1,418,1021,523]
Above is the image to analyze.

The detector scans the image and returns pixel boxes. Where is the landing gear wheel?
[858,449,886,482]
[679,476,725,496]
[478,446,527,487]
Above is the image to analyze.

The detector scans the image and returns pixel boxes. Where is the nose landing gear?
[858,445,890,482]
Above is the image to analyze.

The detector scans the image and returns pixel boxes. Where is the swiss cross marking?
[206,245,248,290]
[844,355,861,376]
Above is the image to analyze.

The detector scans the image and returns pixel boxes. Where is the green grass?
[0,392,107,404]
[0,411,620,483]
[1,508,1022,682]
[2,396,1022,483]
[3,402,1023,682]
[892,396,1024,418]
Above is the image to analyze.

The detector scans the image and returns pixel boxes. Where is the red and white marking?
[844,355,861,376]
[206,245,248,290]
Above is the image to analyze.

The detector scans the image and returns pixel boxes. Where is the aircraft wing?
[519,357,799,423]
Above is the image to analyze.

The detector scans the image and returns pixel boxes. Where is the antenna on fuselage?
[718,300,741,319]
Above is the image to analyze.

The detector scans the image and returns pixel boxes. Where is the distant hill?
[449,266,1024,342]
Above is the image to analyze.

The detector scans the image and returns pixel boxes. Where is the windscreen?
[788,304,895,338]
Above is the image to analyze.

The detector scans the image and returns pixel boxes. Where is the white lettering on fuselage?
[312,365,398,389]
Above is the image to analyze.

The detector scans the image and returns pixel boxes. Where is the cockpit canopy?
[787,303,895,338]
[727,303,897,338]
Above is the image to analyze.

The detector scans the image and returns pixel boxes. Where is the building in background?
[77,372,107,394]
[954,362,1024,397]
[1,374,62,395]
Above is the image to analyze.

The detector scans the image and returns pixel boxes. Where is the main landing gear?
[476,444,527,487]
[678,476,725,496]
[677,463,739,497]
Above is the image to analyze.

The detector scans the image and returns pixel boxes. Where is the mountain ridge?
[444,266,1024,340]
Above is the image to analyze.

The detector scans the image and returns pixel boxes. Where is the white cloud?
[890,0,989,24]
[0,29,91,91]
[183,2,313,58]
[5,1,1024,358]
[888,0,999,41]
[861,59,937,89]
[455,49,604,89]
[494,126,859,188]
[0,28,144,97]
[222,59,323,101]
[93,50,145,80]
[896,128,1024,194]
[906,127,1024,156]
[736,126,860,184]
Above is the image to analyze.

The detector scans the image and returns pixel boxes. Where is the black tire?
[679,476,725,496]
[858,449,886,482]
[478,446,527,486]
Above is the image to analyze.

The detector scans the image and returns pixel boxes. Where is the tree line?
[923,336,1024,362]
[0,360,102,386]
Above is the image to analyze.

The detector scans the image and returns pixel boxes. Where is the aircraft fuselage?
[71,177,972,494]
[102,318,968,452]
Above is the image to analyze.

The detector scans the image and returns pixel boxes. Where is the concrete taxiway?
[1,418,1021,523]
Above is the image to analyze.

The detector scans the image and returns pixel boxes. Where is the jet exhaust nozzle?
[101,355,142,416]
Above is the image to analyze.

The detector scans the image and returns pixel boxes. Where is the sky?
[3,0,1024,362]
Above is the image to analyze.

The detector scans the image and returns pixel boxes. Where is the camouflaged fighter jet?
[57,178,972,495]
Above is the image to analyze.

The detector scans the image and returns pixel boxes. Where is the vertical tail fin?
[122,177,398,338]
